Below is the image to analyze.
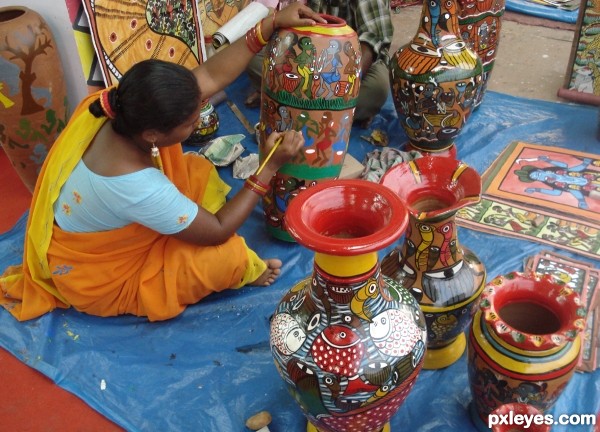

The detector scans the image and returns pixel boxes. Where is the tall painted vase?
[270,180,428,432]
[467,272,586,431]
[259,15,361,241]
[389,0,483,157]
[380,157,486,370]
[0,6,68,192]
[458,0,506,108]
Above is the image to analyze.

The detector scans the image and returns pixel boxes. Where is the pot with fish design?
[259,14,361,241]
[380,156,485,370]
[270,179,427,432]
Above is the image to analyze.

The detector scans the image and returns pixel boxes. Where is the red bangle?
[244,175,270,196]
[245,26,266,54]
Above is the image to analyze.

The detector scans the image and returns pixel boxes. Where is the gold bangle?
[256,21,267,46]
[244,181,267,196]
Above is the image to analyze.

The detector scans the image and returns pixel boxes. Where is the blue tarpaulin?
[0,74,599,431]
[505,0,578,24]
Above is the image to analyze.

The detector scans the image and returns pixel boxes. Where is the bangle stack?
[244,175,270,197]
[245,20,268,54]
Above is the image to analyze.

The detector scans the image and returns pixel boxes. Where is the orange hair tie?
[99,89,117,119]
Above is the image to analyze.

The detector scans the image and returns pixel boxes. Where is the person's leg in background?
[353,59,390,129]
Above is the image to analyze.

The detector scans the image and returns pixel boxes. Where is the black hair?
[89,59,201,137]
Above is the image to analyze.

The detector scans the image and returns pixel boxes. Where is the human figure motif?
[276,105,293,131]
[313,111,336,165]
[245,0,394,128]
[321,40,342,98]
[514,155,600,210]
[342,41,361,100]
[295,36,317,98]
[273,31,299,92]
[294,110,319,163]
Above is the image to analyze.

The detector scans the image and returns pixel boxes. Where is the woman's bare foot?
[252,259,282,286]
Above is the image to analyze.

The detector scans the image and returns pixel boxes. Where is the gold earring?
[150,142,164,173]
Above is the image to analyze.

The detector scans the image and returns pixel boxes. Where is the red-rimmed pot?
[270,179,427,432]
[380,156,486,370]
[468,271,586,430]
[259,14,361,241]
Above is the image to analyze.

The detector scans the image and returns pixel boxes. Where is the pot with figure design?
[467,271,586,431]
[258,14,361,241]
[380,156,486,370]
[0,6,68,192]
[389,0,483,157]
[270,179,427,432]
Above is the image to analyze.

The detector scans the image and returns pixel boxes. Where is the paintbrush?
[255,136,283,176]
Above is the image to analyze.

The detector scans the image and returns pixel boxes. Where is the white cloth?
[212,1,270,48]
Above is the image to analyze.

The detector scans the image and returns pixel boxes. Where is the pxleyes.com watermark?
[488,411,597,429]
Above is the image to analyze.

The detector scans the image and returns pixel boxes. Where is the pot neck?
[404,213,463,269]
[417,0,461,44]
[315,252,378,278]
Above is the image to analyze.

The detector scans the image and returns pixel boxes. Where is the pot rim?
[380,156,481,221]
[284,179,408,255]
[479,271,586,351]
[290,13,352,34]
[0,6,29,22]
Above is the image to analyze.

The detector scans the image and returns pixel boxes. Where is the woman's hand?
[174,130,304,246]
[270,3,327,33]
[260,130,305,176]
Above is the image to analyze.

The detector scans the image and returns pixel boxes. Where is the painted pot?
[380,156,486,369]
[259,14,361,241]
[270,179,427,432]
[389,0,483,156]
[0,6,68,192]
[467,272,586,430]
[185,99,219,145]
[458,0,506,108]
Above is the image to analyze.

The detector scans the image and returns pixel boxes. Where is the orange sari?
[0,92,266,321]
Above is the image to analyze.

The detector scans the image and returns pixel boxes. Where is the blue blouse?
[54,160,199,234]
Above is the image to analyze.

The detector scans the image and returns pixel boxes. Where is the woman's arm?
[172,129,305,245]
[193,2,326,100]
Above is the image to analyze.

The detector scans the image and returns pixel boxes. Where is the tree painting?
[0,14,53,115]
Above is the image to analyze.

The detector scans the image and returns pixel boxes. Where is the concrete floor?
[389,5,576,102]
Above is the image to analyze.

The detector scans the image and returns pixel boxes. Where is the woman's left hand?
[273,2,327,30]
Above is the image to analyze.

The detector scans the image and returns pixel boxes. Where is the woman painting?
[0,3,325,322]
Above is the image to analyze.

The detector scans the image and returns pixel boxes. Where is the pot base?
[307,422,391,432]
[423,333,466,370]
